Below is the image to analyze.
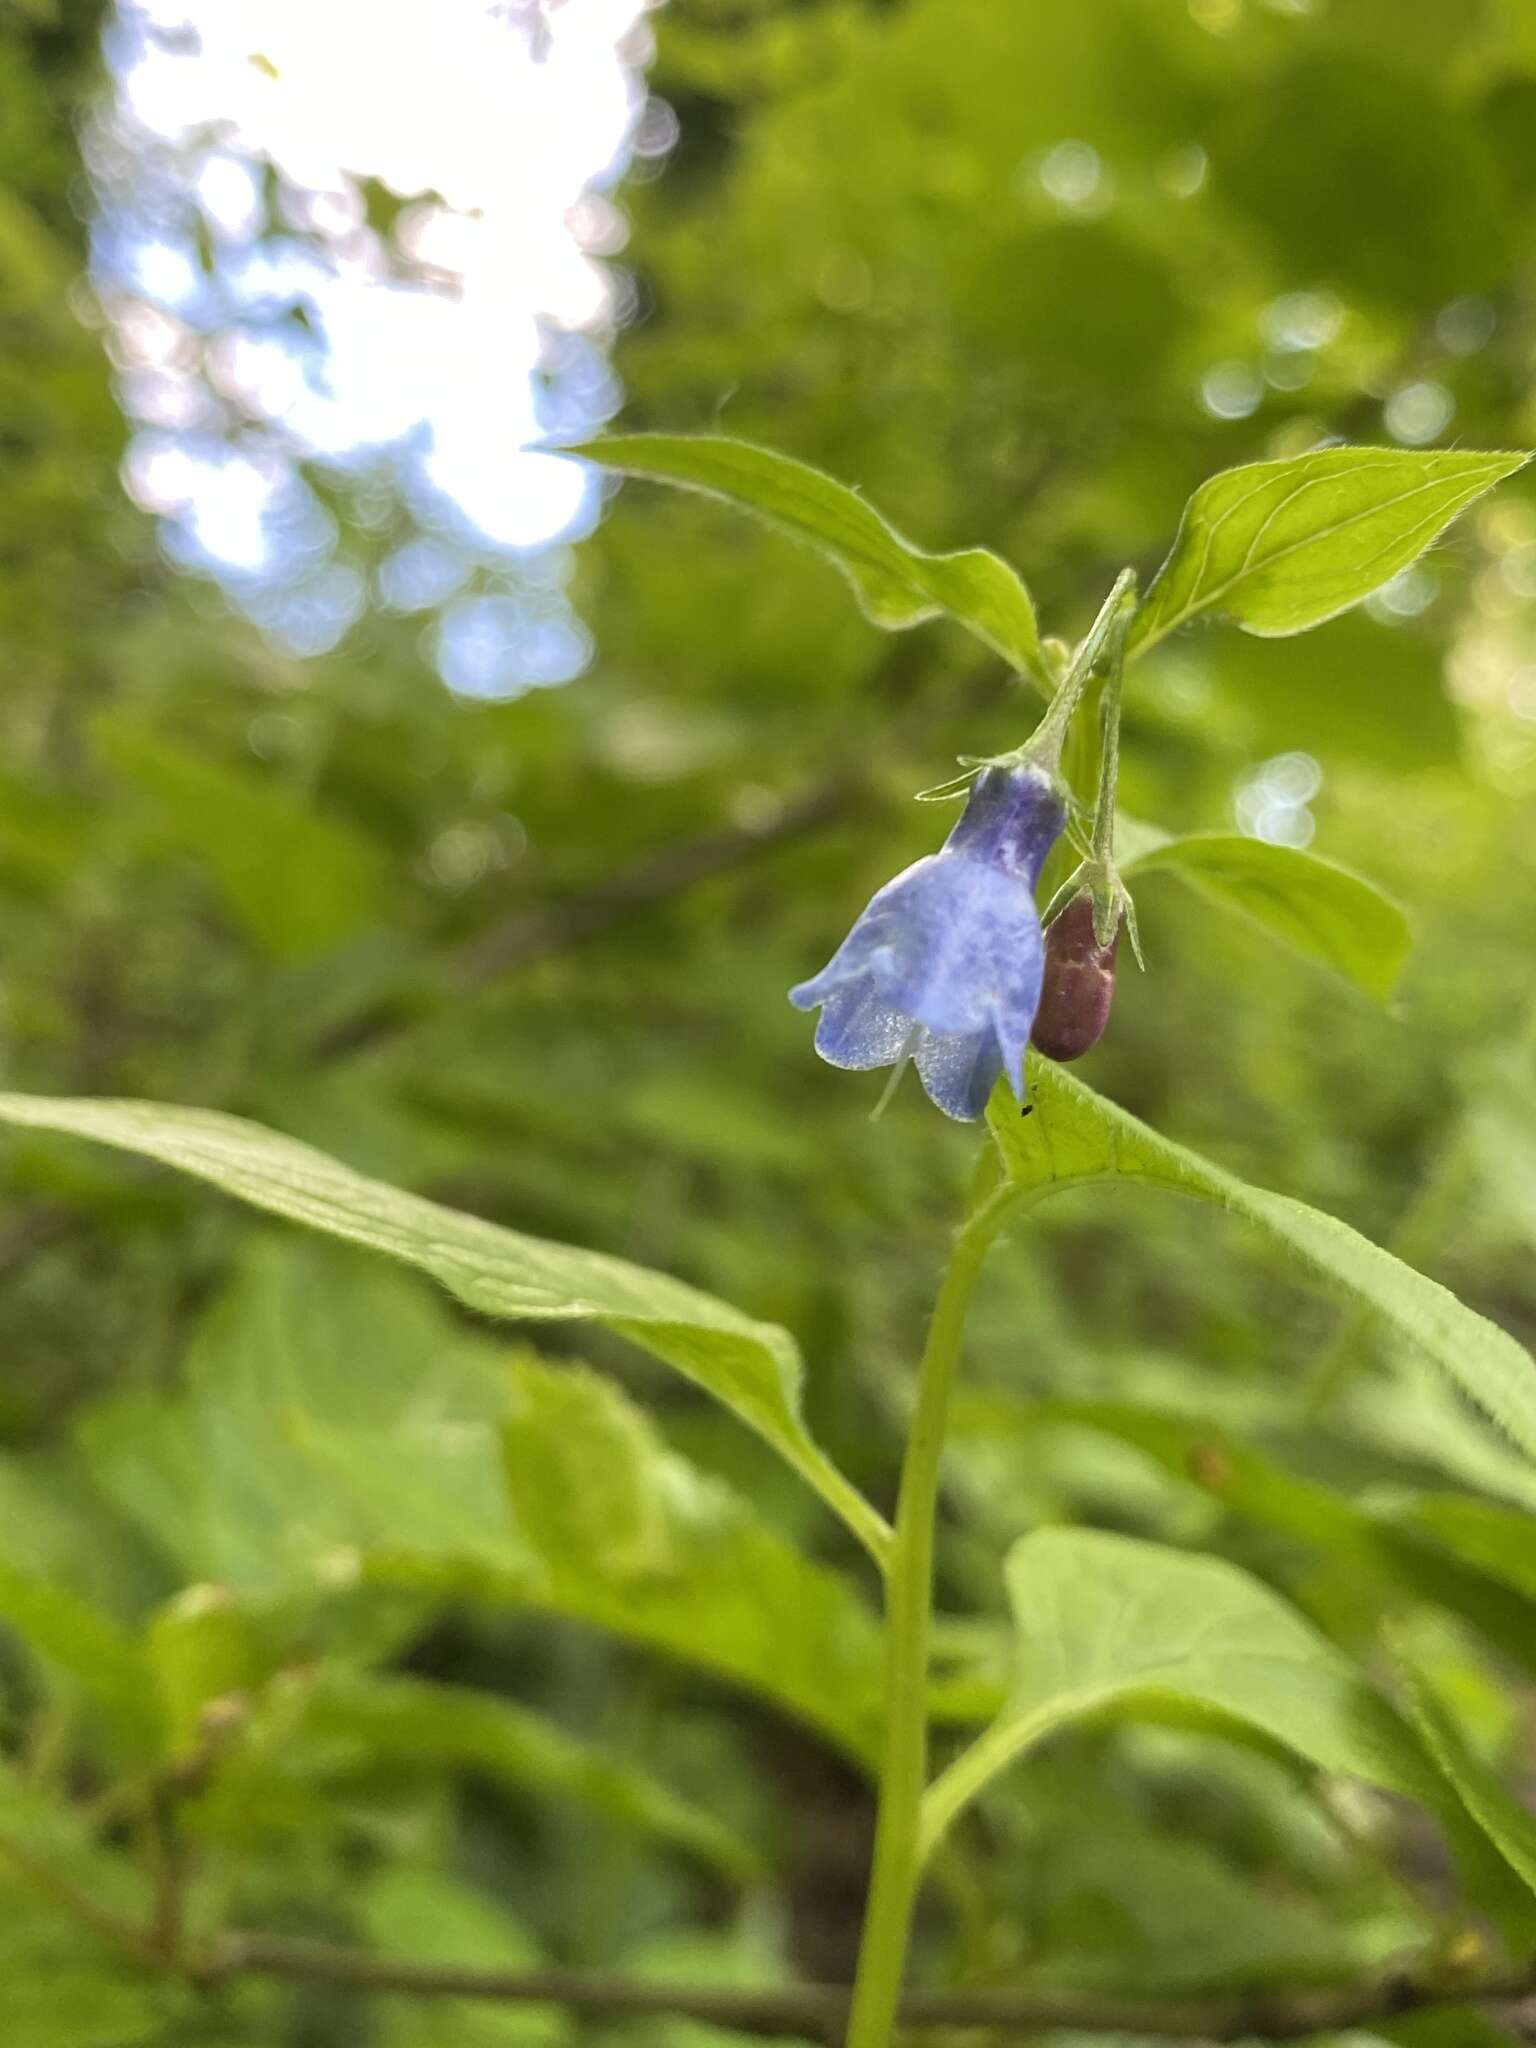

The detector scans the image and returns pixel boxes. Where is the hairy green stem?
[1023,568,1137,778]
[843,1189,1012,2048]
[1090,656,1124,868]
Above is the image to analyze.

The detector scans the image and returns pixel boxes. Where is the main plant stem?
[843,1191,1010,2048]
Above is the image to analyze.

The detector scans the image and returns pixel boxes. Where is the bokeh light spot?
[91,0,656,694]
[1234,752,1321,847]
[1199,361,1263,420]
[1384,380,1455,446]
[1036,141,1107,212]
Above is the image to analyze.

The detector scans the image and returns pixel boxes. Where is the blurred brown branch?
[310,629,956,1063]
[9,1829,1533,2041]
[308,765,870,1062]
[451,770,863,985]
[196,1929,1536,2043]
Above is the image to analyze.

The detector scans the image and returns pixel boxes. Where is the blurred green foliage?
[3,1,1536,2042]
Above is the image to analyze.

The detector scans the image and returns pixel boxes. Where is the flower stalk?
[1009,566,1138,783]
[1039,571,1143,966]
[842,1177,1014,2048]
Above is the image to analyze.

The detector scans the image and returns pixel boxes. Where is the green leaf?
[0,1760,166,2048]
[1394,1639,1536,1898]
[0,1760,148,1925]
[293,1669,760,1883]
[0,1559,157,1754]
[1402,1493,1536,1595]
[313,1360,884,1765]
[1130,447,1528,654]
[570,432,1042,677]
[499,1357,681,1579]
[157,1288,882,1766]
[1035,1401,1536,1679]
[988,1061,1536,1469]
[1464,1047,1536,1248]
[361,1866,571,2048]
[920,1527,1437,1858]
[1000,1823,1399,1994]
[1353,1360,1536,1515]
[74,1240,515,1606]
[0,1942,167,2048]
[1119,825,1411,999]
[94,718,388,958]
[98,1247,835,1798]
[0,1094,890,1569]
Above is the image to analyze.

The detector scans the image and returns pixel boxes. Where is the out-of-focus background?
[4,1,1536,2039]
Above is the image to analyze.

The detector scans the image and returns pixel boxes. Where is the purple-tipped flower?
[790,761,1067,1120]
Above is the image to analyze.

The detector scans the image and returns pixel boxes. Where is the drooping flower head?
[790,761,1067,1120]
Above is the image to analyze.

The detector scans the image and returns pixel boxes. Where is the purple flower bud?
[789,762,1067,1121]
[1030,891,1121,1063]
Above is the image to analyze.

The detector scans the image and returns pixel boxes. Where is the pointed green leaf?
[988,1061,1536,1468]
[318,1361,885,1764]
[1130,447,1528,654]
[1394,1640,1536,1898]
[920,1528,1437,1858]
[1120,828,1411,999]
[0,1094,889,1569]
[570,432,1042,677]
[1033,1402,1536,1678]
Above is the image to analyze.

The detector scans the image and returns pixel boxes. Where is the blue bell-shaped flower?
[789,761,1066,1121]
